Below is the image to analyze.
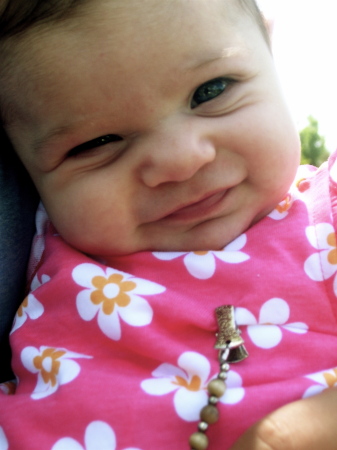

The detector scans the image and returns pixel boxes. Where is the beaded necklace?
[189,305,248,450]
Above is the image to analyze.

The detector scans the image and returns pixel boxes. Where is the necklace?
[189,305,248,450]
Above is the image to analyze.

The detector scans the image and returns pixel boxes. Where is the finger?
[229,388,337,450]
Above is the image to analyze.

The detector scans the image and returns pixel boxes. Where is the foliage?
[300,116,329,167]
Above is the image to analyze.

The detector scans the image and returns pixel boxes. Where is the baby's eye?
[191,77,231,109]
[68,134,123,157]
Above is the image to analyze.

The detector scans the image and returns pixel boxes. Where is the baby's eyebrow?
[187,47,245,71]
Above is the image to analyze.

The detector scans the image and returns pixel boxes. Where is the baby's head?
[0,0,300,260]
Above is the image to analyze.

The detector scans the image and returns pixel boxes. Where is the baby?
[1,0,337,449]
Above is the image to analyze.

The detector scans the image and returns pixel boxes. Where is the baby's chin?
[95,223,254,264]
[86,201,280,262]
[147,209,271,253]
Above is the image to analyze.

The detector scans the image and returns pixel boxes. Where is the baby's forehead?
[0,0,267,128]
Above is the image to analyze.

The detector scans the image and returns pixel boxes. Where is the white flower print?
[72,263,165,340]
[236,299,308,349]
[52,421,142,450]
[303,368,337,399]
[304,223,337,296]
[21,346,92,400]
[268,194,293,220]
[141,351,244,421]
[0,427,8,450]
[26,203,50,280]
[11,273,49,334]
[153,234,249,279]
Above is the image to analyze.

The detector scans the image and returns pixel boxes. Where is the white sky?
[257,0,337,152]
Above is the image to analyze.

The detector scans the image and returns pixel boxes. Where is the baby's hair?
[0,0,269,41]
[0,0,88,38]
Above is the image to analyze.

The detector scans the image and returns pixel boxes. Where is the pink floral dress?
[2,152,337,449]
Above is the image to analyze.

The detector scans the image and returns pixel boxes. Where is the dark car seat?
[0,128,39,382]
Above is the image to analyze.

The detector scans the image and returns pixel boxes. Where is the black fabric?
[0,129,39,382]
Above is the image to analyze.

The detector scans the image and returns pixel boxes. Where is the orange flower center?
[193,251,209,256]
[33,348,66,387]
[173,375,203,391]
[17,296,29,318]
[323,368,337,388]
[327,233,337,265]
[276,194,291,214]
[90,273,136,315]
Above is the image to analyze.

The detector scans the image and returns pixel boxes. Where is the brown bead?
[200,404,219,424]
[207,378,226,398]
[189,432,209,450]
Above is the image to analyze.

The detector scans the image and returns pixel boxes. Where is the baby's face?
[5,0,300,258]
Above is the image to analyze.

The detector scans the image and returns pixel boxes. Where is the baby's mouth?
[159,189,229,222]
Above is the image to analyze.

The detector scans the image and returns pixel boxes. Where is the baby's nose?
[138,120,216,187]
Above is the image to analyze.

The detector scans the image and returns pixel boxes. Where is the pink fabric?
[2,153,337,449]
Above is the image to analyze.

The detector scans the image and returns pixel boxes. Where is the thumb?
[229,387,337,450]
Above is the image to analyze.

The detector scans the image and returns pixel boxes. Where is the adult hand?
[229,387,337,449]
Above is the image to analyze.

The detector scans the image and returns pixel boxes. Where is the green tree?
[300,115,329,167]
